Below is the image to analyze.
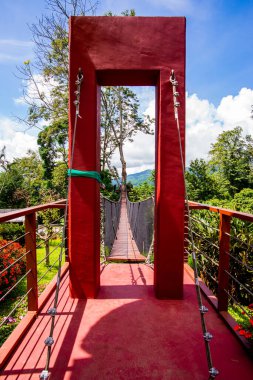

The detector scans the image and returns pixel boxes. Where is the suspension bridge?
[0,16,253,379]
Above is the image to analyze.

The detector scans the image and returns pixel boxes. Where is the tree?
[37,119,68,180]
[209,127,253,197]
[17,0,99,187]
[185,159,221,202]
[0,151,44,208]
[101,86,154,190]
[18,0,98,129]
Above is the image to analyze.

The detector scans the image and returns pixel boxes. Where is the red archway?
[68,16,186,299]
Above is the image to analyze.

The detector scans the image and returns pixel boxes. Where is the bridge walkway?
[108,193,146,262]
[1,263,253,379]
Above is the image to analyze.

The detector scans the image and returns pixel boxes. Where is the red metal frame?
[69,16,186,299]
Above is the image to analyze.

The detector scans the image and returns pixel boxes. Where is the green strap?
[67,169,102,183]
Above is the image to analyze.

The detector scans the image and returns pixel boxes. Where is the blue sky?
[0,0,253,171]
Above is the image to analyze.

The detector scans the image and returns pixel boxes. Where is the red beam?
[189,201,253,222]
[0,200,66,223]
[217,214,231,312]
[25,213,38,312]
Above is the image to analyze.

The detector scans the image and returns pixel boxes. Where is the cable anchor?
[209,367,219,378]
[199,305,208,314]
[203,332,213,342]
[47,308,57,316]
[40,370,50,379]
[74,68,83,117]
[44,337,54,346]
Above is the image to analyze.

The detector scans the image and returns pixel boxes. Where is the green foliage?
[189,194,253,305]
[128,181,154,202]
[51,162,68,198]
[100,170,120,201]
[0,224,25,246]
[186,159,221,201]
[232,188,253,213]
[37,119,68,181]
[209,127,253,196]
[0,151,44,208]
[104,9,136,16]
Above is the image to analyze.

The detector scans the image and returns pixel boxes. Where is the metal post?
[25,212,38,312]
[218,213,231,312]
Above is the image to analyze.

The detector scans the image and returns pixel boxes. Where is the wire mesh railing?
[101,195,121,259]
[126,194,154,255]
[0,201,66,347]
[186,201,253,348]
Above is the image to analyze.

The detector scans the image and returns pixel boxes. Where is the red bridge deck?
[1,263,252,379]
[108,194,146,262]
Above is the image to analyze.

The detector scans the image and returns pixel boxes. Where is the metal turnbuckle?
[40,370,50,379]
[203,332,213,342]
[44,337,54,346]
[47,308,57,316]
[199,305,208,314]
[209,367,219,378]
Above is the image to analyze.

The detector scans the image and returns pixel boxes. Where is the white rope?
[169,70,219,379]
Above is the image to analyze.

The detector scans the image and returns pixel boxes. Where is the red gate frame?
[69,16,186,299]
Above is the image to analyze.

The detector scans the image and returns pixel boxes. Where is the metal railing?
[126,194,154,255]
[101,195,121,256]
[0,200,66,345]
[186,201,253,346]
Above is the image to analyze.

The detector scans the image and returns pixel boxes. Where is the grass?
[229,304,250,325]
[0,239,65,346]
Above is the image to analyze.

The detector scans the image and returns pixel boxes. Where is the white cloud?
[0,39,33,63]
[186,88,253,164]
[14,74,57,106]
[112,87,253,174]
[0,40,33,47]
[0,116,38,161]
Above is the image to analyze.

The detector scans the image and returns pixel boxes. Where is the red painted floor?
[1,264,253,379]
[108,194,146,262]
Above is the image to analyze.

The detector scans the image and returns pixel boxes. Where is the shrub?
[0,240,26,296]
[0,223,25,246]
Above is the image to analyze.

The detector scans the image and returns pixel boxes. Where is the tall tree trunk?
[118,90,127,191]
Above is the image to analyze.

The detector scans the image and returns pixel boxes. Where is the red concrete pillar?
[68,66,100,299]
[69,16,186,299]
[154,70,185,299]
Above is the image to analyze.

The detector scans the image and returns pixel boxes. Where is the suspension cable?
[169,70,219,379]
[39,68,84,380]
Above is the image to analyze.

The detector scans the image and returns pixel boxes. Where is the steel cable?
[40,68,84,380]
[170,70,219,379]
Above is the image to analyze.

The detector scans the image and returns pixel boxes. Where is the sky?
[0,0,253,174]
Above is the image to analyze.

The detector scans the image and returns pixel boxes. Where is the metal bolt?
[209,367,219,378]
[199,305,208,314]
[171,80,178,86]
[44,337,54,346]
[47,308,57,316]
[40,370,50,379]
[174,102,180,107]
[174,91,179,97]
[203,332,213,342]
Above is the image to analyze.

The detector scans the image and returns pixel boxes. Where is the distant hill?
[127,169,153,186]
